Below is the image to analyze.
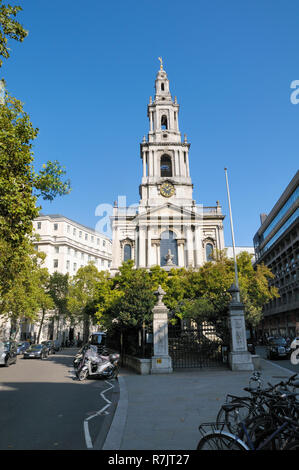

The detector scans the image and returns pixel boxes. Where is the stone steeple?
[147,63,181,144]
[139,60,193,208]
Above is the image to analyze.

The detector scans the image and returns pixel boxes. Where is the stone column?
[142,151,146,178]
[194,225,203,267]
[138,225,146,267]
[175,150,180,177]
[151,240,160,266]
[177,239,185,267]
[228,284,254,371]
[186,226,194,267]
[151,286,173,374]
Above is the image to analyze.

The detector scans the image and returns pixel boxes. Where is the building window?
[79,231,82,238]
[161,83,165,91]
[160,230,178,266]
[55,246,59,253]
[73,263,77,271]
[85,233,88,241]
[160,154,172,177]
[54,224,58,231]
[53,259,58,268]
[103,240,106,247]
[37,222,41,229]
[124,244,132,262]
[66,260,70,270]
[91,236,94,243]
[73,228,76,236]
[67,225,70,233]
[206,243,214,261]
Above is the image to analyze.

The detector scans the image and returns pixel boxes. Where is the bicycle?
[216,373,299,435]
[197,414,299,450]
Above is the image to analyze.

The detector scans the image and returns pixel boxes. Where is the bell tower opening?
[161,115,168,130]
[160,154,172,177]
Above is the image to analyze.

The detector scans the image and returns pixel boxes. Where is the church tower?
[111,60,225,273]
[139,59,193,208]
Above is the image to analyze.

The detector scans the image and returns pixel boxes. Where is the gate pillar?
[151,286,173,374]
[228,284,254,371]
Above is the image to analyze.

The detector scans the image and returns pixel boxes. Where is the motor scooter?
[76,345,120,381]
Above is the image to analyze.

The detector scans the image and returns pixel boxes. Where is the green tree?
[0,2,71,301]
[68,264,104,343]
[0,245,53,338]
[0,0,27,67]
[48,271,69,340]
[179,251,279,340]
[35,268,55,343]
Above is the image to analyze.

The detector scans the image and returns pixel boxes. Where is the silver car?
[0,340,17,367]
[23,344,48,359]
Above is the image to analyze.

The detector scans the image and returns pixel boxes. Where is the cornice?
[140,142,190,149]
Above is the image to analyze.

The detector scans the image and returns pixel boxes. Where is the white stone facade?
[33,214,112,275]
[1,215,112,343]
[111,64,225,272]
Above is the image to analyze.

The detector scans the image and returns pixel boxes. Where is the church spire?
[147,59,181,143]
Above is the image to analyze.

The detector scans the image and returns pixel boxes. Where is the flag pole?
[224,168,240,301]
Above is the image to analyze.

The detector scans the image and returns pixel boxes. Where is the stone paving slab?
[103,360,296,450]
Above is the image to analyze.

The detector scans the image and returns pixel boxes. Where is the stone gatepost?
[150,285,173,374]
[228,284,254,371]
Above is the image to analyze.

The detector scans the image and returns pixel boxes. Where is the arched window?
[160,154,172,177]
[124,244,132,262]
[161,115,168,130]
[206,243,213,261]
[160,230,178,266]
[161,83,165,91]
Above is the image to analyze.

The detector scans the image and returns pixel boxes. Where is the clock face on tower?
[160,182,175,198]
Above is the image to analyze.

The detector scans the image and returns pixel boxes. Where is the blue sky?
[2,0,299,246]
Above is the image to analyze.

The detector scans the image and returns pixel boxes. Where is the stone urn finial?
[154,285,166,305]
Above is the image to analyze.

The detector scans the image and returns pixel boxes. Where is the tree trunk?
[37,308,46,343]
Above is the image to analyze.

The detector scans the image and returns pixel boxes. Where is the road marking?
[83,380,115,449]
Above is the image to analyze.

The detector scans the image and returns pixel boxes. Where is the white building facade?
[111,63,225,273]
[33,214,112,275]
[0,216,112,343]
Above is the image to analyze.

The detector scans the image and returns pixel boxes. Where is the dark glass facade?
[253,171,299,339]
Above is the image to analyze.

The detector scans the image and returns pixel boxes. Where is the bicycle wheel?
[197,431,249,451]
[283,440,299,450]
[216,400,254,435]
[247,415,281,450]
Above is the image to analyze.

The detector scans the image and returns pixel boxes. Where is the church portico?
[111,60,225,274]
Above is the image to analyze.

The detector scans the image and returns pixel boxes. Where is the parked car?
[17,341,30,355]
[266,337,291,359]
[23,344,48,359]
[0,340,17,367]
[41,340,56,355]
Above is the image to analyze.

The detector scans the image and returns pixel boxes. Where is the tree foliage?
[0,0,27,67]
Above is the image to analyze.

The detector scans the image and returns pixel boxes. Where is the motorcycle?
[73,344,90,369]
[76,345,120,381]
[73,343,109,369]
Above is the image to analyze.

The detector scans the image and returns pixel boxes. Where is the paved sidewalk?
[103,359,297,450]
